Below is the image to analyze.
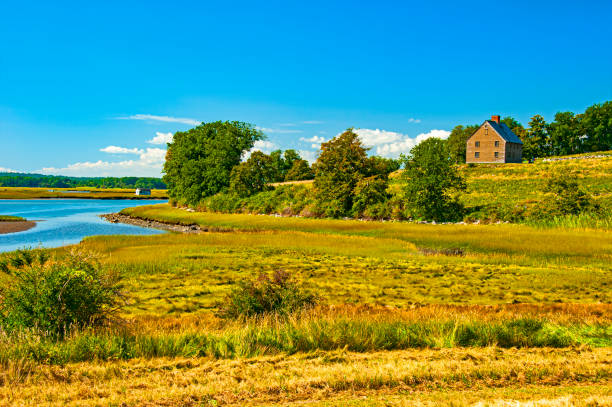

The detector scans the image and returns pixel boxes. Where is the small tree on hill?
[400,138,466,222]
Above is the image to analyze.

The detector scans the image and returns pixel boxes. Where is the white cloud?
[148,132,174,145]
[300,135,326,143]
[40,148,167,177]
[372,129,451,158]
[0,167,17,173]
[257,127,303,134]
[302,120,324,124]
[243,139,278,160]
[300,135,327,149]
[408,118,421,124]
[100,146,143,154]
[117,114,200,126]
[298,150,318,163]
[353,129,403,147]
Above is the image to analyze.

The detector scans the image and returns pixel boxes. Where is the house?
[466,115,523,163]
[135,188,151,196]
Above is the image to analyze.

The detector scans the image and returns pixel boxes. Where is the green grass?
[0,215,25,222]
[1,314,609,365]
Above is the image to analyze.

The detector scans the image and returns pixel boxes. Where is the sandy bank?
[0,221,36,234]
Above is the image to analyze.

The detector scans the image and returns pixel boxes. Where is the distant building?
[135,188,151,196]
[466,115,523,163]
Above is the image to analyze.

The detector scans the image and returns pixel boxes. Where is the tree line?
[447,101,612,162]
[0,174,166,189]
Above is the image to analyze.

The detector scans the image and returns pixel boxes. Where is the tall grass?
[1,310,609,365]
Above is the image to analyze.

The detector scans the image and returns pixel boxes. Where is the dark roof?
[486,121,523,144]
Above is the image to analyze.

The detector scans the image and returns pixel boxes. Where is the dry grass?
[1,347,609,406]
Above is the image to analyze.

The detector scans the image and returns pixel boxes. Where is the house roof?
[485,121,523,144]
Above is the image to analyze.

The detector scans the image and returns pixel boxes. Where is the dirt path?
[0,221,36,234]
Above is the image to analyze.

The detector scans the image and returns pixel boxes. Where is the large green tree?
[547,111,582,156]
[446,124,479,163]
[313,129,368,217]
[581,101,612,152]
[163,121,263,205]
[400,138,466,221]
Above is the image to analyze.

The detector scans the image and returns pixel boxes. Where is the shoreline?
[101,213,218,234]
[0,221,36,235]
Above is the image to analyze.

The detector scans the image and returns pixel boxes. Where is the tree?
[363,156,401,178]
[446,124,479,163]
[163,121,263,205]
[523,115,550,160]
[313,129,368,217]
[351,176,390,219]
[285,159,314,181]
[400,138,466,221]
[269,149,303,182]
[581,101,612,152]
[547,111,582,156]
[229,151,275,197]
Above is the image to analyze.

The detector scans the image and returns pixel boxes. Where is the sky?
[1,0,611,177]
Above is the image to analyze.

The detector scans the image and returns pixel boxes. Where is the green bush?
[218,270,317,319]
[0,249,123,338]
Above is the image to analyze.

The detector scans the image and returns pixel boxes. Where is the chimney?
[491,115,501,124]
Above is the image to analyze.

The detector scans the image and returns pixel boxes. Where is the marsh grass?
[1,305,610,366]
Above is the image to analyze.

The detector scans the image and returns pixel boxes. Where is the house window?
[475,152,480,158]
[495,152,499,158]
[475,141,480,147]
[495,141,499,147]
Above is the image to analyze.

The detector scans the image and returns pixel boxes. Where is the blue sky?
[1,0,611,177]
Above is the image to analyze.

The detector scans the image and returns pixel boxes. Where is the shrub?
[525,173,599,220]
[0,249,123,338]
[218,270,317,319]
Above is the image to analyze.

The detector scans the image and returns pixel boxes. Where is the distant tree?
[523,115,550,160]
[547,111,582,156]
[163,121,263,205]
[284,159,314,181]
[269,149,303,182]
[313,129,368,217]
[446,124,479,163]
[581,101,612,152]
[363,156,401,178]
[400,138,466,221]
[229,151,275,197]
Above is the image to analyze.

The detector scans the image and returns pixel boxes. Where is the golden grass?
[1,347,610,406]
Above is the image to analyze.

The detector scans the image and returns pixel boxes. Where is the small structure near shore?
[135,188,151,196]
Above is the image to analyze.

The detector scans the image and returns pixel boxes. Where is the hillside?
[196,151,612,228]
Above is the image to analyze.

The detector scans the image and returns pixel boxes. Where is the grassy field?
[0,187,168,199]
[2,167,612,404]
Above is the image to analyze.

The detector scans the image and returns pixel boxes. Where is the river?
[0,199,166,253]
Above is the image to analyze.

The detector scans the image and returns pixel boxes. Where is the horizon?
[1,1,611,177]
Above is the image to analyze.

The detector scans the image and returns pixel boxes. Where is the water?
[0,199,167,253]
